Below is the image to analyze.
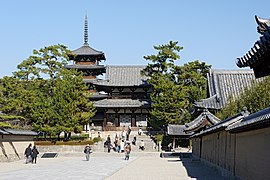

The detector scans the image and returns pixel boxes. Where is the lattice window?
[119,114,131,127]
[107,114,116,126]
[136,114,147,127]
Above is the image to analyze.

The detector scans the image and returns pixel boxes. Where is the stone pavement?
[0,152,228,180]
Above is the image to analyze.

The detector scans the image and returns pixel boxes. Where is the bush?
[34,139,94,146]
[154,134,164,143]
[0,122,12,128]
[93,137,102,143]
[35,133,89,142]
[71,134,88,140]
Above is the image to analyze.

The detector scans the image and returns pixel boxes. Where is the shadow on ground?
[161,152,228,180]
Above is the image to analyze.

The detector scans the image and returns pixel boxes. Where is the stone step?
[92,131,159,152]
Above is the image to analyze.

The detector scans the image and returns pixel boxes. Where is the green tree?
[142,41,210,127]
[0,44,96,137]
[174,61,210,109]
[13,44,70,80]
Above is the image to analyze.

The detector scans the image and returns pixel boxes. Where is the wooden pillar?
[131,108,136,127]
[130,87,136,98]
[173,137,176,149]
[116,114,119,127]
[114,108,119,127]
[103,109,107,131]
[131,117,135,127]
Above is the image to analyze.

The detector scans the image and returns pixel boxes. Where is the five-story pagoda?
[67,15,106,92]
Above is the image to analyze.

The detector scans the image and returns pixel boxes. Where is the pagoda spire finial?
[84,13,88,45]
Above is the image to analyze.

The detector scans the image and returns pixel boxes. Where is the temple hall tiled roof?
[195,69,262,110]
[93,66,149,87]
[236,16,270,78]
[185,109,220,133]
[167,124,193,136]
[94,99,150,108]
[0,128,38,136]
[227,106,270,133]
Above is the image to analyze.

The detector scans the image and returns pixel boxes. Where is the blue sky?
[1,0,269,77]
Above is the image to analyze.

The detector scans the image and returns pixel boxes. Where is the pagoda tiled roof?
[66,64,105,70]
[185,109,220,133]
[194,69,262,110]
[93,66,149,87]
[71,43,106,60]
[94,99,150,108]
[236,16,270,78]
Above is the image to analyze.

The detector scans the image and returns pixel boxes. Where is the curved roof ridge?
[72,44,105,56]
[196,94,218,102]
[185,109,220,132]
[185,112,205,128]
[227,107,270,132]
[194,94,222,109]
[207,110,221,124]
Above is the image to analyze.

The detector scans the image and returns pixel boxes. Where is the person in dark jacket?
[124,142,131,160]
[24,143,32,164]
[84,144,92,161]
[31,145,39,164]
[132,135,136,145]
[106,135,112,153]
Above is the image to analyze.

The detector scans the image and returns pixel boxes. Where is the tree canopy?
[142,41,211,127]
[0,44,95,136]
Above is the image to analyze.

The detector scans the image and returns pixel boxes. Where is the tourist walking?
[116,138,121,153]
[126,126,131,140]
[84,144,92,161]
[138,127,142,136]
[124,142,131,160]
[122,129,126,140]
[31,145,39,164]
[139,140,145,151]
[132,135,136,145]
[120,139,125,153]
[106,135,112,153]
[168,143,173,152]
[24,143,32,164]
[151,139,157,150]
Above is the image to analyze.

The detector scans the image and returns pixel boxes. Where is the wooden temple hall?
[67,15,151,131]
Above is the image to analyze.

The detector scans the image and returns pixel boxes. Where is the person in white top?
[139,140,145,151]
[120,140,125,153]
[138,128,142,136]
[122,130,126,140]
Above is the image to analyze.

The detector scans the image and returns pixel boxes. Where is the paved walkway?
[0,152,228,180]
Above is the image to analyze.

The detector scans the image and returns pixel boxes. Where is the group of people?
[24,143,39,164]
[100,126,147,160]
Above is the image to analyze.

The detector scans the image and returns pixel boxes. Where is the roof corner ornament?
[241,107,250,117]
[255,15,270,35]
[84,13,89,46]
